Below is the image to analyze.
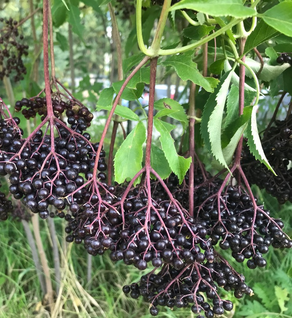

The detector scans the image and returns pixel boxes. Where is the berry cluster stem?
[93,56,150,179]
[188,83,196,217]
[145,57,158,168]
[42,0,54,118]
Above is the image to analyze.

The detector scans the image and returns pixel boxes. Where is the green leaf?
[112,71,148,102]
[162,52,218,92]
[127,68,150,88]
[253,283,274,310]
[261,3,292,37]
[82,0,110,12]
[209,59,225,74]
[96,105,140,121]
[52,0,68,27]
[223,122,247,164]
[222,106,253,147]
[221,106,252,163]
[68,3,84,43]
[56,32,68,51]
[170,0,256,18]
[154,98,188,129]
[224,84,239,129]
[223,84,256,129]
[97,87,114,107]
[150,145,172,179]
[182,25,214,41]
[265,47,278,65]
[114,122,146,184]
[274,42,292,53]
[237,300,267,316]
[245,57,291,82]
[123,53,145,74]
[283,67,292,95]
[275,286,289,313]
[207,71,234,170]
[201,72,231,152]
[244,20,278,55]
[246,105,276,173]
[154,118,191,183]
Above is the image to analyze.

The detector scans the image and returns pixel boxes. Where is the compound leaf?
[162,52,218,92]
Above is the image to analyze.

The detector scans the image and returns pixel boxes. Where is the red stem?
[43,0,53,118]
[145,58,158,169]
[107,120,119,184]
[92,56,150,179]
[188,83,196,217]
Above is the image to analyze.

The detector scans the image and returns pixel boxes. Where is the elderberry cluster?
[0,95,106,220]
[15,96,94,127]
[0,17,28,82]
[276,53,292,65]
[63,163,292,317]
[0,183,13,221]
[124,260,249,317]
[242,115,292,204]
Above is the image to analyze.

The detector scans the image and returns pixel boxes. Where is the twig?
[264,91,286,136]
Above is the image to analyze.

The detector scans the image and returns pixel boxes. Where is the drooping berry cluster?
[0,17,28,82]
[124,260,248,317]
[0,95,106,220]
[276,53,292,65]
[64,165,291,316]
[242,115,292,204]
[15,96,94,127]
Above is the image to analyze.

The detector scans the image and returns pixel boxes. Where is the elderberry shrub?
[15,96,94,128]
[0,17,28,82]
[242,115,292,204]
